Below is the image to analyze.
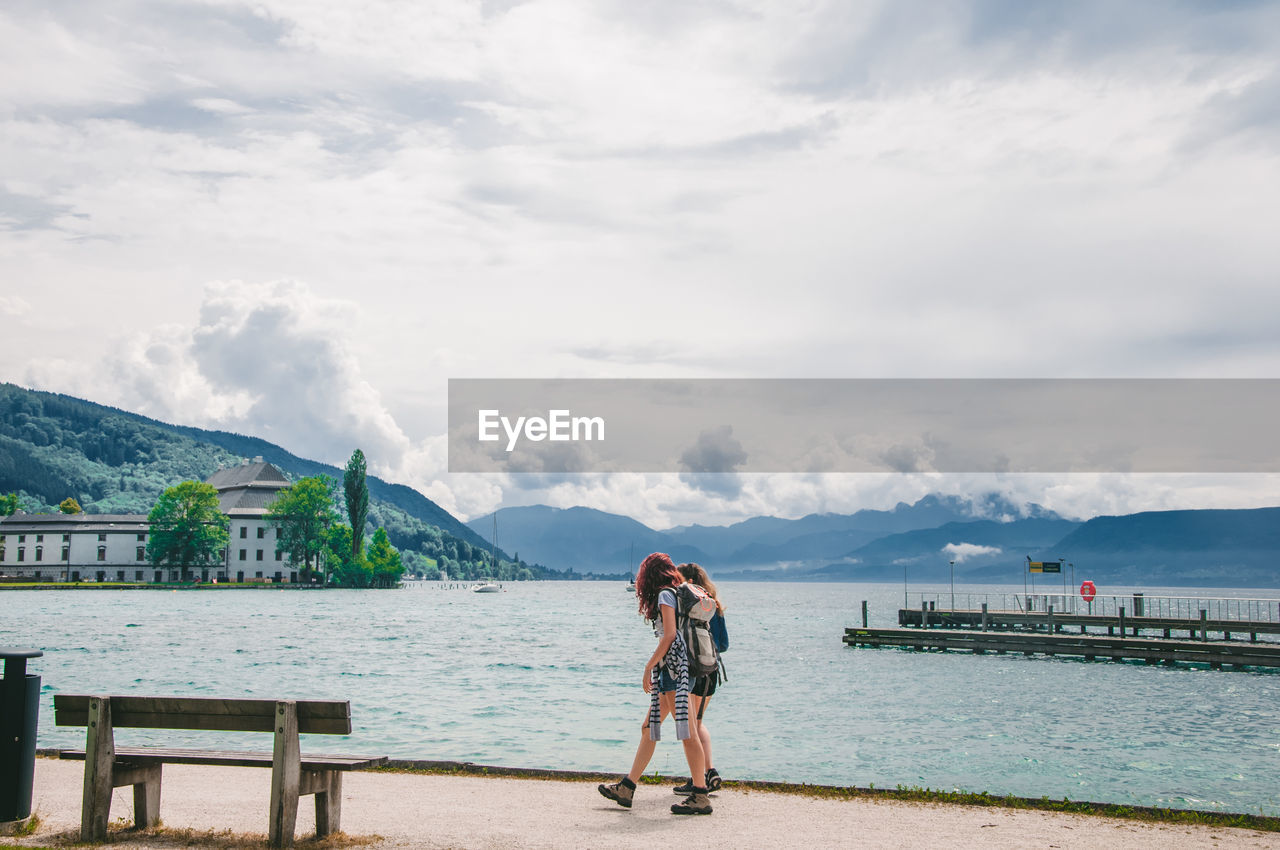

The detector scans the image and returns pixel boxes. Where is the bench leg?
[81,696,115,842]
[124,764,163,828]
[269,701,301,849]
[313,772,342,837]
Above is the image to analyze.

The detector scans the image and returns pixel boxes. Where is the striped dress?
[648,588,691,741]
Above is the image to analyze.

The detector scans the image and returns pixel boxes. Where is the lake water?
[4,581,1279,815]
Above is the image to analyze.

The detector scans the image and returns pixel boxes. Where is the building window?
[137,533,146,542]
[98,533,106,542]
[256,549,264,561]
[97,547,106,561]
[62,546,69,560]
[135,570,143,581]
[34,571,42,580]
[240,527,247,538]
[63,533,70,543]
[275,527,281,538]
[36,533,44,542]
[239,549,247,561]
[0,547,5,561]
[17,548,24,562]
[255,571,263,579]
[35,546,42,561]
[18,535,25,543]
[136,547,145,561]
[116,570,125,582]
[275,551,283,561]
[257,527,265,538]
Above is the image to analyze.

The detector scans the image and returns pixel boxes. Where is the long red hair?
[636,552,681,620]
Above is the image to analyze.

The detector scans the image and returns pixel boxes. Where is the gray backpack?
[675,583,720,679]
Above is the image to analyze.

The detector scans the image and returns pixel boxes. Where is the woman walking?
[598,552,712,815]
[675,562,727,795]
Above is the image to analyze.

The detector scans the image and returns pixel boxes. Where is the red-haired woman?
[598,552,712,815]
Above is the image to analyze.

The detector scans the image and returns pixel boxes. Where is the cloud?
[679,425,748,474]
[0,295,29,316]
[942,542,1003,564]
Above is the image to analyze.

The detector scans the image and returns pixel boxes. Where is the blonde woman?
[675,562,727,794]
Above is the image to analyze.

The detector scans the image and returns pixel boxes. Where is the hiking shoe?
[598,779,634,809]
[674,770,721,794]
[671,791,712,815]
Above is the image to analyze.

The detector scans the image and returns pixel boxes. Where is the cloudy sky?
[2,0,1279,527]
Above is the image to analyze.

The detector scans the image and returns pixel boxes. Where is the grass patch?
[4,825,380,849]
[369,759,1280,833]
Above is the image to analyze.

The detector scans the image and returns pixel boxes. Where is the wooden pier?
[843,626,1280,669]
[897,606,1280,642]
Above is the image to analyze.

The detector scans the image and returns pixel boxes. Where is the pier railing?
[904,591,1280,624]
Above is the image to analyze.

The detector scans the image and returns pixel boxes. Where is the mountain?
[812,518,1082,581]
[467,505,710,573]
[1042,507,1280,586]
[0,383,546,579]
[665,494,1058,563]
[467,495,1071,577]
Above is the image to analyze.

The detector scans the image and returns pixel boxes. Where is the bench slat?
[59,747,386,771]
[54,695,352,734]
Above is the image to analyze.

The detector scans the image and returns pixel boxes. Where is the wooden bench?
[54,694,387,847]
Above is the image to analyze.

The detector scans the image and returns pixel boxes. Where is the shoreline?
[9,756,1279,849]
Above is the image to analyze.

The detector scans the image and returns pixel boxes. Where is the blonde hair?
[677,562,724,614]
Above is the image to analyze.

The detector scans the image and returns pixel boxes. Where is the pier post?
[1047,604,1054,634]
[1200,609,1208,642]
[981,603,988,631]
[1118,606,1126,637]
[861,600,868,629]
[921,601,929,629]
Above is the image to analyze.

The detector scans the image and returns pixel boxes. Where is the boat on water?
[625,576,635,593]
[471,515,502,592]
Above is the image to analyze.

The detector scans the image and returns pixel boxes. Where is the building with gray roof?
[0,460,304,584]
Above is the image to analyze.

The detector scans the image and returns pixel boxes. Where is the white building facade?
[0,460,304,584]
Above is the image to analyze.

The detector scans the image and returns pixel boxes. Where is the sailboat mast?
[491,513,498,576]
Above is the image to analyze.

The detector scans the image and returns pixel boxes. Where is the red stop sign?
[1080,580,1097,602]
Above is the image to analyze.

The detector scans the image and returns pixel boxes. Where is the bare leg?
[663,691,705,787]
[691,695,712,770]
[627,692,706,785]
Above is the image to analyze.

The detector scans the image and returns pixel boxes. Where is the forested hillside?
[0,383,554,581]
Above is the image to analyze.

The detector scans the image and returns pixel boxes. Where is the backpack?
[675,583,720,680]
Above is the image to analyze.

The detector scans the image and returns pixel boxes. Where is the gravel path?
[7,757,1279,849]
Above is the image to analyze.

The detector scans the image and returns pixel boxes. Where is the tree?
[147,481,229,568]
[343,449,369,559]
[324,523,371,588]
[59,497,83,514]
[0,493,18,516]
[366,527,404,588]
[267,475,339,582]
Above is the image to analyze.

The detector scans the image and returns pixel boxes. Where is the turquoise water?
[3,582,1279,815]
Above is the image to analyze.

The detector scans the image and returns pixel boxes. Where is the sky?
[2,0,1279,528]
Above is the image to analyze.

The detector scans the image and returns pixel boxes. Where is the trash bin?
[0,648,42,826]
